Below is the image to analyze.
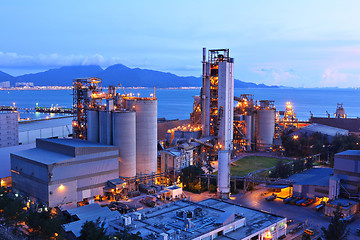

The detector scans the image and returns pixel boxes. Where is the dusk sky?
[1,1,360,87]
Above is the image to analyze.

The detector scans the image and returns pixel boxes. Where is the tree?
[321,205,349,240]
[80,218,110,240]
[270,160,291,178]
[180,165,204,192]
[26,210,66,239]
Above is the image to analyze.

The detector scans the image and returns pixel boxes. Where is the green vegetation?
[282,132,360,166]
[321,205,349,240]
[214,156,293,177]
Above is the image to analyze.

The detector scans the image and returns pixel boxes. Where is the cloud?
[320,69,360,88]
[0,51,123,68]
[252,67,299,85]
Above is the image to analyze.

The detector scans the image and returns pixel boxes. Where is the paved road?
[230,186,360,239]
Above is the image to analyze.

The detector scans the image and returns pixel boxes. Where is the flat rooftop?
[287,167,333,186]
[108,198,285,240]
[335,150,360,157]
[327,198,358,209]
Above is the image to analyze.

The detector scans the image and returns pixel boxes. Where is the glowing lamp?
[59,184,65,190]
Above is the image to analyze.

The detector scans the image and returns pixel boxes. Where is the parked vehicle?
[304,229,314,236]
[301,199,314,207]
[283,197,293,204]
[356,227,360,235]
[315,203,325,211]
[290,197,299,205]
[296,199,306,206]
[266,193,277,201]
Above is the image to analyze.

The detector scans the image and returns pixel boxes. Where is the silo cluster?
[87,97,157,178]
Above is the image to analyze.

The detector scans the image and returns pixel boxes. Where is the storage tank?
[127,99,157,175]
[99,110,112,145]
[256,109,275,151]
[113,111,136,177]
[87,109,99,142]
[244,115,252,151]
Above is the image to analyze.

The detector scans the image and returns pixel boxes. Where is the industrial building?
[160,143,194,173]
[310,103,360,137]
[62,203,121,239]
[106,198,286,240]
[0,111,18,148]
[11,138,119,207]
[72,78,157,178]
[332,150,360,198]
[287,168,333,199]
[324,198,359,218]
[290,123,348,141]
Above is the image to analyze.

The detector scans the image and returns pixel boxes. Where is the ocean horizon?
[1,88,359,121]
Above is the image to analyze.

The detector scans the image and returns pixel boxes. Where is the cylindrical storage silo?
[87,110,99,143]
[113,111,136,177]
[99,110,113,145]
[244,115,252,151]
[256,109,275,151]
[127,99,157,175]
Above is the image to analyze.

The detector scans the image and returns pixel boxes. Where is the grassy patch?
[214,156,293,177]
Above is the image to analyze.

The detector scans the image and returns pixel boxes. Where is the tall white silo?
[87,109,99,142]
[127,99,157,176]
[113,111,136,177]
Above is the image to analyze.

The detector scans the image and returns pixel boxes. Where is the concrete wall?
[0,112,18,148]
[334,154,360,194]
[11,154,49,204]
[49,150,119,207]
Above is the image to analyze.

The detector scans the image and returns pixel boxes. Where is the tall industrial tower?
[201,48,234,199]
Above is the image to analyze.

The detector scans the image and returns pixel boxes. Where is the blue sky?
[1,0,360,87]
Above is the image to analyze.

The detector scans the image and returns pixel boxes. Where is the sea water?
[1,88,360,121]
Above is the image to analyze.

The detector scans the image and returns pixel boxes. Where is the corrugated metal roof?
[287,168,333,186]
[63,203,121,237]
[294,123,348,137]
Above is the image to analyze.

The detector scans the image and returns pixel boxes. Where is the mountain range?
[0,64,278,88]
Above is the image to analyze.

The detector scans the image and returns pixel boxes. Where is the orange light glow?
[59,185,65,190]
[264,231,273,239]
[293,135,298,140]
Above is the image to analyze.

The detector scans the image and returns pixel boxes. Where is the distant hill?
[16,65,103,86]
[3,64,278,88]
[0,71,15,85]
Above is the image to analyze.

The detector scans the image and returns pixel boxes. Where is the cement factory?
[3,47,360,240]
[65,48,280,200]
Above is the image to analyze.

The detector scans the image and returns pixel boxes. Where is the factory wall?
[11,155,49,204]
[334,151,360,195]
[49,150,118,207]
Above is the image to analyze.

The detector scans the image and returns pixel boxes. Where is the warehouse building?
[287,168,333,199]
[11,138,119,207]
[333,150,360,197]
[291,123,348,141]
[107,198,286,240]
